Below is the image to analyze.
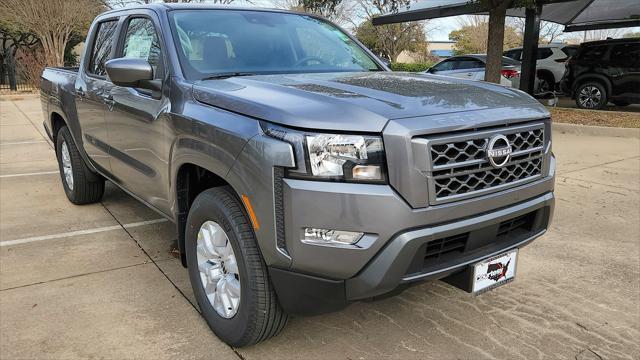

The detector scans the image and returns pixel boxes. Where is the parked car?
[425,55,523,88]
[40,5,556,347]
[504,43,578,92]
[560,38,640,109]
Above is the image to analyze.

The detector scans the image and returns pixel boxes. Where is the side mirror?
[105,58,160,91]
[426,67,436,74]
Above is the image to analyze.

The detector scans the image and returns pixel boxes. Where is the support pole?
[519,3,542,95]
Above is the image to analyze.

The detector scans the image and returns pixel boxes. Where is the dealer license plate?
[472,250,517,294]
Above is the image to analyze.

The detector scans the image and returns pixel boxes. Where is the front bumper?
[270,160,555,314]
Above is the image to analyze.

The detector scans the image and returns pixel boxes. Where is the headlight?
[262,122,387,183]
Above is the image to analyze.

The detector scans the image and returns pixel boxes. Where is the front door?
[104,14,171,213]
[74,19,119,173]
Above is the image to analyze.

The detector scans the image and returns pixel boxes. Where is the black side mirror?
[427,68,436,73]
[105,58,160,91]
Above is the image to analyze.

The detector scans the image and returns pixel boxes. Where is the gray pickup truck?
[41,4,555,347]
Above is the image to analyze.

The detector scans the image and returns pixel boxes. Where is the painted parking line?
[0,218,169,247]
[0,171,59,178]
[0,140,48,146]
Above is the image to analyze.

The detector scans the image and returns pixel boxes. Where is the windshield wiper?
[201,72,257,80]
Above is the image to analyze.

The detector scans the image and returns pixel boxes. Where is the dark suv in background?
[561,38,640,109]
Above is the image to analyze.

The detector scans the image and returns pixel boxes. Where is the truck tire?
[575,81,608,110]
[185,187,288,347]
[55,126,105,204]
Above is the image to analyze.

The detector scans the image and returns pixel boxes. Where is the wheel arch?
[173,160,243,267]
[573,74,612,98]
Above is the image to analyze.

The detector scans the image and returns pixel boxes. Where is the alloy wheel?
[578,86,602,109]
[61,141,74,190]
[196,220,241,318]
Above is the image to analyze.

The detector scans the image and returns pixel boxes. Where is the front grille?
[423,122,546,204]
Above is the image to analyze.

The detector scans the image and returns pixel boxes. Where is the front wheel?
[575,82,608,110]
[185,187,288,347]
[55,126,105,204]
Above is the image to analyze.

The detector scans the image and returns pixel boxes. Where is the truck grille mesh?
[425,123,545,204]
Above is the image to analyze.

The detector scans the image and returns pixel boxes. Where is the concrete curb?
[552,123,640,139]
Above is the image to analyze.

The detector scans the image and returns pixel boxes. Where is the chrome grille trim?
[419,122,546,205]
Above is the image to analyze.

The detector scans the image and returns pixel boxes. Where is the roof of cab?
[100,3,305,17]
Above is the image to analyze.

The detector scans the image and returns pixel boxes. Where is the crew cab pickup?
[41,4,555,347]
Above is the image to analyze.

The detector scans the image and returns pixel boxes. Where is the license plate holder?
[471,250,518,294]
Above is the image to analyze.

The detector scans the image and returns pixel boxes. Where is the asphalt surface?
[1,95,638,360]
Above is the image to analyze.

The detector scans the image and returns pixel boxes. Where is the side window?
[122,18,162,76]
[562,46,578,58]
[456,58,485,70]
[504,50,520,60]
[536,48,553,60]
[610,43,640,66]
[432,59,455,72]
[88,20,119,76]
[578,45,608,61]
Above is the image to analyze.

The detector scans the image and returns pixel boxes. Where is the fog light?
[302,228,364,246]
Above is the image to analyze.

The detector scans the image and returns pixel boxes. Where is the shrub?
[390,62,436,72]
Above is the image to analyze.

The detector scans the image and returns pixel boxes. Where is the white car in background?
[425,55,522,88]
[504,43,579,93]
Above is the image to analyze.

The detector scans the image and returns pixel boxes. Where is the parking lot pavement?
[1,94,638,359]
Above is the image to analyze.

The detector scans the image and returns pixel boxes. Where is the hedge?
[390,62,435,72]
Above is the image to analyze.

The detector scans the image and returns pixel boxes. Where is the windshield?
[169,10,381,80]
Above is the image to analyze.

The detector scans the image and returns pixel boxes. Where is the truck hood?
[192,71,543,132]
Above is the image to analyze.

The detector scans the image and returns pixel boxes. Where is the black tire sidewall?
[576,82,608,110]
[185,188,256,346]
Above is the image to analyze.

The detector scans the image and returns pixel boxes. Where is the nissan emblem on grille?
[487,134,512,168]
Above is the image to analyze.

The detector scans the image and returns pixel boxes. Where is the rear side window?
[578,45,608,61]
[537,48,553,60]
[610,42,640,66]
[504,49,521,60]
[88,20,119,76]
[454,58,485,70]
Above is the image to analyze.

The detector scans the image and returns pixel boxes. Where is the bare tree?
[0,0,104,67]
[353,0,427,62]
[509,17,564,44]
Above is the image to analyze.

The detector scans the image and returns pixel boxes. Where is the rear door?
[75,18,120,173]
[608,41,640,99]
[104,12,171,213]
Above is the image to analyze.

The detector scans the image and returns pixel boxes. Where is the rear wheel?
[575,82,608,110]
[55,126,105,204]
[536,72,555,94]
[185,187,288,347]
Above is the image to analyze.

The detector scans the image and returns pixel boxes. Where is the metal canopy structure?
[372,0,640,95]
